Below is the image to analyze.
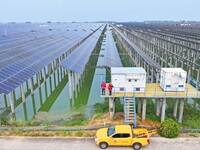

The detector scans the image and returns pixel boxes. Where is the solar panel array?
[104,27,123,67]
[113,26,161,70]
[60,25,105,73]
[0,23,104,94]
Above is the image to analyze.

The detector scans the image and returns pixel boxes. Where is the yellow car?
[95,125,150,150]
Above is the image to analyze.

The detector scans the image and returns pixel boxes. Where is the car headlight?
[95,137,99,142]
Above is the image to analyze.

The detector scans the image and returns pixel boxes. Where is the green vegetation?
[75,131,84,136]
[93,113,104,119]
[0,119,39,127]
[94,99,123,114]
[94,101,109,113]
[39,75,68,111]
[64,116,90,126]
[0,115,9,125]
[62,131,72,136]
[0,130,93,137]
[188,132,199,137]
[182,104,200,128]
[159,118,179,138]
[146,99,160,122]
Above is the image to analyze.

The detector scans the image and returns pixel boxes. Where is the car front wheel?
[99,142,108,149]
[132,143,142,150]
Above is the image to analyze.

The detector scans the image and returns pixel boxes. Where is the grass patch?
[62,131,72,136]
[94,101,109,113]
[146,99,160,122]
[75,131,84,136]
[0,130,94,137]
[93,113,104,119]
[0,119,40,127]
[188,132,199,137]
[115,99,123,112]
[182,104,200,128]
[64,116,90,126]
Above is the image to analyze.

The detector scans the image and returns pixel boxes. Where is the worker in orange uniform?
[101,81,106,95]
[108,83,113,95]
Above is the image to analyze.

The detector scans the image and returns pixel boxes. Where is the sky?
[0,0,199,22]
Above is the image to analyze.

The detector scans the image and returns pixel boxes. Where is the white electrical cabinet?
[160,68,187,92]
[111,67,146,93]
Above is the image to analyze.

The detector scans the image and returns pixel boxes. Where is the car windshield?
[107,126,115,136]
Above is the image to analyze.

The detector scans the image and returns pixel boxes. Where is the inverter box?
[160,68,187,92]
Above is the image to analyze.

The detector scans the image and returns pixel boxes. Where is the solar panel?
[104,28,123,67]
[0,23,104,94]
[60,25,105,73]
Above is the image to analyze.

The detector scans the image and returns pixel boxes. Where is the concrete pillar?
[187,65,191,83]
[57,67,60,84]
[178,99,184,123]
[13,90,16,102]
[30,77,34,95]
[72,72,75,92]
[156,71,159,83]
[9,91,15,114]
[161,51,164,66]
[75,73,79,88]
[52,61,55,73]
[68,70,73,99]
[142,99,147,121]
[43,68,46,83]
[196,70,199,90]
[26,81,29,92]
[48,64,51,75]
[20,84,26,103]
[147,65,150,83]
[109,97,115,119]
[137,99,142,114]
[60,67,63,80]
[165,52,168,67]
[161,98,166,122]
[151,67,154,83]
[78,73,81,91]
[49,75,53,93]
[170,54,173,67]
[4,95,8,108]
[175,57,178,67]
[156,99,161,116]
[173,99,179,118]
[37,72,40,88]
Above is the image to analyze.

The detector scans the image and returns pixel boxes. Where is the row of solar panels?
[104,26,123,67]
[0,23,101,37]
[60,25,105,73]
[113,26,161,70]
[0,23,104,94]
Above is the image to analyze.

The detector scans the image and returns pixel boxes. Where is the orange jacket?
[101,82,106,89]
[108,83,113,90]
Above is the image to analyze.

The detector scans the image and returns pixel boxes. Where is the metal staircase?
[124,95,137,127]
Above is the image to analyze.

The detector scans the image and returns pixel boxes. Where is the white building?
[160,68,187,92]
[111,67,146,93]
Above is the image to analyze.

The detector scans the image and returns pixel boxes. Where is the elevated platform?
[101,83,200,98]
